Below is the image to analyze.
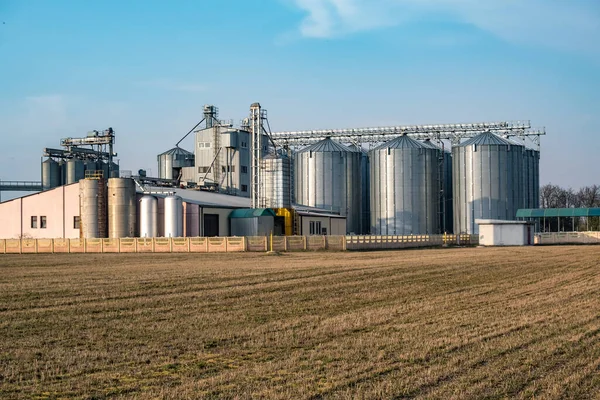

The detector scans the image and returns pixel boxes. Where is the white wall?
[0,184,80,239]
[479,224,533,246]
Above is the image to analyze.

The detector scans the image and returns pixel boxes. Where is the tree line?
[539,184,600,231]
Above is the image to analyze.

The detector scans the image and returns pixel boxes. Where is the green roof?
[517,208,600,218]
[229,208,276,218]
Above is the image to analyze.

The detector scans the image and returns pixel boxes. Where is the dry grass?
[1,246,600,399]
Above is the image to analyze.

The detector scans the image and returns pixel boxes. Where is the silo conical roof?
[159,146,193,156]
[298,138,356,153]
[459,132,519,147]
[373,134,428,151]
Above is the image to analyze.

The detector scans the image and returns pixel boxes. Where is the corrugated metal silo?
[261,152,293,209]
[349,144,370,235]
[107,178,136,238]
[66,159,85,184]
[294,138,362,234]
[139,195,158,238]
[452,132,524,234]
[370,134,440,235]
[42,158,60,190]
[422,139,453,233]
[158,147,195,180]
[79,178,108,238]
[524,148,540,209]
[164,195,183,237]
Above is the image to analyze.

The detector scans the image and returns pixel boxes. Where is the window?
[241,184,248,192]
[73,216,80,229]
[40,216,47,229]
[310,221,322,235]
[31,216,37,229]
[198,166,211,174]
[241,166,248,174]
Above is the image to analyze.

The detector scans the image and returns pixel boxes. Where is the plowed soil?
[1,246,600,399]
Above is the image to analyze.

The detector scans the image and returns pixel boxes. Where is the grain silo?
[294,138,362,234]
[79,178,108,238]
[523,147,540,209]
[41,158,60,190]
[164,195,183,237]
[107,178,136,238]
[452,132,524,234]
[261,152,293,209]
[139,195,158,238]
[422,139,453,233]
[158,147,195,180]
[66,159,85,184]
[370,134,439,235]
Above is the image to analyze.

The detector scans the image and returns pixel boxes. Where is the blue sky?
[1,0,599,195]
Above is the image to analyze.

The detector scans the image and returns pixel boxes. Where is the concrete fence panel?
[69,239,85,253]
[37,239,53,253]
[226,237,246,252]
[246,237,267,252]
[21,239,36,254]
[270,236,286,252]
[85,238,103,253]
[119,238,137,253]
[172,238,190,253]
[207,237,227,253]
[102,239,120,253]
[189,237,208,253]
[307,236,326,251]
[53,239,69,253]
[5,239,21,254]
[286,236,306,251]
[136,238,154,253]
[326,236,346,251]
[153,238,172,253]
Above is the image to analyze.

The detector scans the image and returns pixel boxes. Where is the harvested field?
[1,246,600,399]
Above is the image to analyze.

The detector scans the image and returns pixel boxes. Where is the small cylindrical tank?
[139,195,158,238]
[108,178,136,238]
[164,195,183,237]
[42,158,60,190]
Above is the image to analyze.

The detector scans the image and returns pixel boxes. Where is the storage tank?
[139,195,158,237]
[164,195,183,237]
[422,139,453,233]
[66,159,85,184]
[79,178,108,238]
[350,144,370,235]
[260,152,293,209]
[452,132,524,234]
[158,147,195,180]
[58,159,66,186]
[107,178,136,238]
[523,147,540,209]
[84,160,99,176]
[41,158,60,190]
[294,138,362,234]
[370,134,440,235]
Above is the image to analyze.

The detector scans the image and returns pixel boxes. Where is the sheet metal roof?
[373,134,427,151]
[298,138,356,153]
[140,187,251,208]
[517,208,600,218]
[230,208,276,218]
[459,132,518,147]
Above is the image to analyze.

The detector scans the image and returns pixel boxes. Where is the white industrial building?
[476,219,535,246]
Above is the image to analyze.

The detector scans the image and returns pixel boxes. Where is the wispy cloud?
[290,0,600,56]
[136,79,206,93]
